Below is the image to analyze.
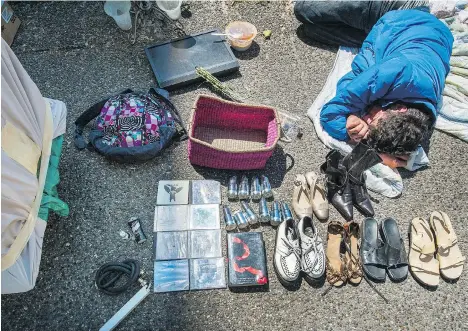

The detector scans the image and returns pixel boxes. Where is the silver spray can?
[270,201,282,226]
[250,176,262,201]
[259,197,270,223]
[234,210,249,229]
[241,201,258,224]
[261,175,273,198]
[238,175,250,200]
[223,205,237,231]
[227,176,238,200]
[281,202,294,222]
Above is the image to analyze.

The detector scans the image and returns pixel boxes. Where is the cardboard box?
[1,1,21,46]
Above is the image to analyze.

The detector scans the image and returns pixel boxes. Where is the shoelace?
[281,238,301,262]
[301,238,321,273]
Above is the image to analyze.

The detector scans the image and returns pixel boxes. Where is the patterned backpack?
[74,88,186,162]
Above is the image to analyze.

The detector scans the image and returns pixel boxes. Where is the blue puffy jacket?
[320,10,453,141]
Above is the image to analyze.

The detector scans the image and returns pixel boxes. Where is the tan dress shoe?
[291,174,312,218]
[305,171,329,221]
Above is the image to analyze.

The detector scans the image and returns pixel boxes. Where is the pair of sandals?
[360,218,408,282]
[325,221,362,287]
[292,172,328,221]
[409,211,465,287]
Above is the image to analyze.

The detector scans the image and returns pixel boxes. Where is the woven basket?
[188,95,280,170]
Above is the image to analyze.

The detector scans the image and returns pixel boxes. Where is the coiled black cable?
[95,259,141,295]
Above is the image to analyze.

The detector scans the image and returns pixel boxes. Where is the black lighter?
[127,217,147,244]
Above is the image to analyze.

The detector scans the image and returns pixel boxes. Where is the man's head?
[362,104,431,156]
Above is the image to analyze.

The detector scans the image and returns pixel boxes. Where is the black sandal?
[360,218,386,282]
[380,218,408,282]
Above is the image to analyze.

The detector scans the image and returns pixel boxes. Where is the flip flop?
[305,171,329,221]
[430,211,465,281]
[291,174,313,219]
[380,218,408,282]
[360,218,386,282]
[408,217,440,287]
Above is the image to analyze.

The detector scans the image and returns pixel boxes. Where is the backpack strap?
[148,87,188,142]
[74,89,133,150]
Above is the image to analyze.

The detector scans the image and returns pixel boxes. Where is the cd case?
[154,260,190,292]
[227,232,269,288]
[190,258,226,290]
[155,231,188,260]
[189,230,222,259]
[191,180,221,205]
[155,205,189,232]
[157,180,190,205]
[188,204,220,230]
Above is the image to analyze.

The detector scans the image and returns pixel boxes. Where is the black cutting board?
[145,30,240,91]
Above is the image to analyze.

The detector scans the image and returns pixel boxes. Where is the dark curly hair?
[367,107,431,156]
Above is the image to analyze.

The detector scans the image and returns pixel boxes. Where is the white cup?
[156,0,183,20]
[104,0,132,31]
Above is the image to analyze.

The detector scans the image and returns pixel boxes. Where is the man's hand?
[346,114,369,143]
[379,153,409,168]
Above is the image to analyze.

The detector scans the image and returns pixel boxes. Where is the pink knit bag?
[188,95,280,170]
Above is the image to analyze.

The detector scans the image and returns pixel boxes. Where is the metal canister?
[234,210,249,229]
[250,176,262,201]
[261,175,273,198]
[259,197,270,223]
[227,176,238,200]
[127,217,147,244]
[270,201,282,226]
[281,202,294,222]
[223,205,237,231]
[238,175,250,200]
[241,201,258,224]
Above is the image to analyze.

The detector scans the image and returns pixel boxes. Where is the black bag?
[74,88,187,162]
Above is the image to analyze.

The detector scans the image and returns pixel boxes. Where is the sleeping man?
[314,8,453,167]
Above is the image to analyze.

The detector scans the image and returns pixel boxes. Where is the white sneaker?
[274,219,301,285]
[297,216,325,280]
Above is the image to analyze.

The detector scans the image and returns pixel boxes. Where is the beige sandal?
[430,211,465,281]
[408,217,440,287]
[305,171,329,221]
[291,174,312,218]
[343,221,362,285]
[326,221,347,287]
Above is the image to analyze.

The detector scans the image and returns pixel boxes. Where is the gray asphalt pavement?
[2,1,468,330]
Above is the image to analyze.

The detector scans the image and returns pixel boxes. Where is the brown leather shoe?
[326,221,347,287]
[344,221,363,285]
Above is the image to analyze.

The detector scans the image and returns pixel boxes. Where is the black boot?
[342,143,382,217]
[320,150,354,221]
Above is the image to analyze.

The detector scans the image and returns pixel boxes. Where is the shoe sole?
[302,271,324,284]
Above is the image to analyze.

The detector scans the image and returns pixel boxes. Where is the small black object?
[145,30,240,90]
[95,259,141,295]
[227,232,268,288]
[128,217,147,244]
[297,127,303,138]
